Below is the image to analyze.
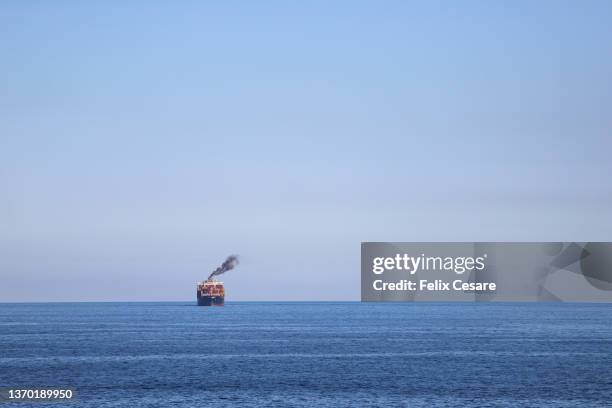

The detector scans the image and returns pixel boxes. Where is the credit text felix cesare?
[371,254,497,292]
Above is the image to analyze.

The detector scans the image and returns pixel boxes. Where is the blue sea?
[1,302,611,407]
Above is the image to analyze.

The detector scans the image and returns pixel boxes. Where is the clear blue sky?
[1,1,611,301]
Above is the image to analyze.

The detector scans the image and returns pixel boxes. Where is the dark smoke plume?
[208,255,239,280]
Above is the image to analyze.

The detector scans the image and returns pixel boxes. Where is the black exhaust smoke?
[208,255,239,280]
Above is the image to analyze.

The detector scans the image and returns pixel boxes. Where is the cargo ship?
[197,279,225,306]
[197,255,238,306]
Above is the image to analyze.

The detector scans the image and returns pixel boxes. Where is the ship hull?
[197,280,225,306]
[197,295,224,306]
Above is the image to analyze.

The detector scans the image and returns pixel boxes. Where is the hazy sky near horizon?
[2,1,611,301]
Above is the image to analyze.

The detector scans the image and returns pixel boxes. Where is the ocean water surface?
[1,302,611,407]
